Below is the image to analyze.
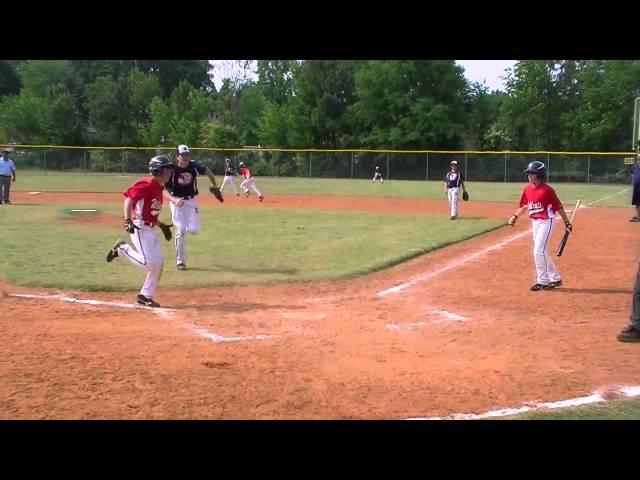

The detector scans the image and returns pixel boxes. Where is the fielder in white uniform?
[220,158,241,196]
[372,166,384,183]
[163,144,220,270]
[444,160,466,220]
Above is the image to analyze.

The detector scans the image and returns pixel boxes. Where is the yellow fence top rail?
[0,144,636,156]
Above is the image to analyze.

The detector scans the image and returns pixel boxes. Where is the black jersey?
[165,161,207,198]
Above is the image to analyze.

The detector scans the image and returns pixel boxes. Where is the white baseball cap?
[177,144,190,155]
[450,160,458,165]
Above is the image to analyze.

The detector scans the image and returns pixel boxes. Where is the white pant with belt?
[117,221,164,298]
[531,217,561,285]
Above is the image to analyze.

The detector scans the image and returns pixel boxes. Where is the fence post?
[426,153,429,180]
[351,152,354,179]
[465,152,468,181]
[83,150,87,173]
[547,153,550,181]
[387,152,390,181]
[504,153,507,183]
[587,155,590,184]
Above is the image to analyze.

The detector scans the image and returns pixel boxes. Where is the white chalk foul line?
[376,228,532,298]
[405,385,640,420]
[9,293,174,313]
[8,293,271,344]
[587,187,630,206]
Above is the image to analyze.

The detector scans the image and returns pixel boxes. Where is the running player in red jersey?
[105,155,175,307]
[508,161,573,291]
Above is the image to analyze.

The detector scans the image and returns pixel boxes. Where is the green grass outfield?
[0,202,504,290]
[502,397,640,420]
[14,171,634,207]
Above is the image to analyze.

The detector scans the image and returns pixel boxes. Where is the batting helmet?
[524,161,546,176]
[238,161,246,167]
[149,155,174,176]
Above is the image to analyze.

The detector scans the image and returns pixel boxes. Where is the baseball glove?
[124,219,138,234]
[462,190,469,201]
[157,221,173,241]
[210,186,224,203]
[508,215,518,226]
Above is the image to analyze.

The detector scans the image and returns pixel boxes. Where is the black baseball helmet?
[524,161,546,176]
[148,155,174,176]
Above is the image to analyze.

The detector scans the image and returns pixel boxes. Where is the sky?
[456,60,516,91]
[210,60,517,92]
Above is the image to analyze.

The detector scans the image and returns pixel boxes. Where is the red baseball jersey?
[239,166,251,179]
[519,182,563,219]
[123,177,164,225]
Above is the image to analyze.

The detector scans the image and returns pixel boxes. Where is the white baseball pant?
[241,177,262,197]
[170,198,201,265]
[220,175,240,195]
[448,187,460,217]
[531,217,561,285]
[117,222,164,299]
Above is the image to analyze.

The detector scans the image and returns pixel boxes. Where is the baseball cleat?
[177,263,186,271]
[236,193,241,197]
[106,239,126,262]
[617,325,640,342]
[550,280,563,288]
[630,216,640,222]
[136,294,161,308]
[259,195,264,202]
[530,283,552,291]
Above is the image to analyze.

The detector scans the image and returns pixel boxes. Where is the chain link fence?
[3,146,636,184]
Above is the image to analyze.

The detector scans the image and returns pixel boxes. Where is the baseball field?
[1,173,639,419]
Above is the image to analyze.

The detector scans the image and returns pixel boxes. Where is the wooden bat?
[556,199,581,257]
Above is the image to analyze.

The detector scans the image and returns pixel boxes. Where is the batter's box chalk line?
[8,292,273,344]
[376,229,532,298]
[405,385,640,420]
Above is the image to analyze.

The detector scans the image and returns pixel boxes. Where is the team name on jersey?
[527,201,544,215]
[150,198,162,216]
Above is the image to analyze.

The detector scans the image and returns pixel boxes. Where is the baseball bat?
[556,199,581,257]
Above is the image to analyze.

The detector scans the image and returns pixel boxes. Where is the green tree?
[563,60,640,150]
[288,60,362,147]
[136,60,214,97]
[257,101,290,147]
[18,60,81,98]
[348,60,468,149]
[237,83,267,145]
[199,123,242,147]
[0,60,22,96]
[142,81,213,146]
[257,60,296,105]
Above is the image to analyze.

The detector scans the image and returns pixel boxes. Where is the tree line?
[1,60,638,153]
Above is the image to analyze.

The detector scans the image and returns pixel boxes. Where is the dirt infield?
[2,192,640,419]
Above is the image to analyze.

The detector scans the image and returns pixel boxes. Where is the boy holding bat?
[507,161,573,291]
